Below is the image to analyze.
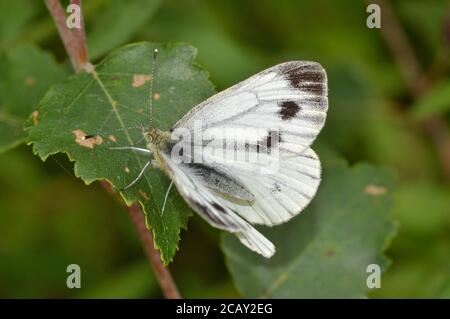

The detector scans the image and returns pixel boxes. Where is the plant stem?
[101,182,181,299]
[70,0,89,67]
[45,0,181,298]
[45,0,80,72]
[371,0,450,179]
[126,205,182,299]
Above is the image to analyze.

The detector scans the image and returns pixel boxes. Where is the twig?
[101,182,181,299]
[45,0,80,72]
[70,0,89,67]
[46,0,181,298]
[370,0,450,178]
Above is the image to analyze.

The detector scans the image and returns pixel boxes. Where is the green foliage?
[370,182,450,298]
[27,42,216,264]
[223,163,396,298]
[0,45,67,153]
[87,0,164,60]
[0,0,40,47]
[398,0,449,52]
[0,146,143,297]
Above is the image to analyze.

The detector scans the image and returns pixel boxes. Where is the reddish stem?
[46,0,182,298]
[45,0,80,72]
[70,0,89,66]
[101,181,182,299]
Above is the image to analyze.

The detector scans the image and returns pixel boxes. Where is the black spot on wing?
[299,82,325,94]
[267,130,282,148]
[281,62,326,93]
[271,182,282,194]
[279,101,301,120]
[212,203,226,213]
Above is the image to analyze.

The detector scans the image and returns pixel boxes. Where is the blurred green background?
[0,0,449,298]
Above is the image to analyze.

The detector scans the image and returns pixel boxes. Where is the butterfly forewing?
[173,61,328,156]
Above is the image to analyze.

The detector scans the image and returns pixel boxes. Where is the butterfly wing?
[158,151,275,258]
[173,61,328,156]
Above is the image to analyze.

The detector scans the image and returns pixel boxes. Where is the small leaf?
[222,163,396,298]
[413,80,450,118]
[27,42,216,264]
[0,44,67,153]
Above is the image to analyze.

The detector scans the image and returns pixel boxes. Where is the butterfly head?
[143,127,170,150]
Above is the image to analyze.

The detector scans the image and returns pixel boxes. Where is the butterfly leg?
[161,181,174,215]
[109,146,152,157]
[119,160,152,191]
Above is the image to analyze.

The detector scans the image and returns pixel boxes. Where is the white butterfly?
[112,53,328,258]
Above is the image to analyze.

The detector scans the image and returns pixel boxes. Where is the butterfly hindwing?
[158,151,275,258]
[209,148,321,226]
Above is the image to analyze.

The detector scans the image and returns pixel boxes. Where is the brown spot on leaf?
[73,129,103,149]
[132,74,152,87]
[139,190,149,201]
[364,184,388,196]
[31,111,39,125]
[153,92,161,100]
[325,249,335,257]
[25,77,36,87]
[108,135,117,142]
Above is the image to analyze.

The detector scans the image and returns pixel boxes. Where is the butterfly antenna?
[149,48,158,128]
[161,181,174,215]
[85,125,144,139]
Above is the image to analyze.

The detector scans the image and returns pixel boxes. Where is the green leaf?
[27,42,216,264]
[0,0,39,47]
[222,163,396,298]
[0,44,67,153]
[87,0,164,60]
[412,80,450,118]
[363,105,436,180]
[392,182,450,235]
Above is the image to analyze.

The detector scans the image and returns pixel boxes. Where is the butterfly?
[110,50,328,258]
